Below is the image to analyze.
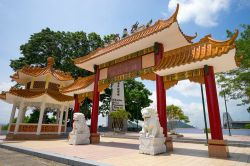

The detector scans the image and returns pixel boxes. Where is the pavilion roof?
[74,4,196,68]
[11,57,73,84]
[154,30,239,73]
[60,75,95,94]
[1,88,74,102]
[0,92,6,100]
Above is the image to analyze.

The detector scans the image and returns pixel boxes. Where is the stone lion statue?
[139,108,164,138]
[71,113,89,134]
[69,113,90,145]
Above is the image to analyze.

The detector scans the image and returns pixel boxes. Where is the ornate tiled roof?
[154,30,238,71]
[7,89,74,102]
[74,4,182,65]
[0,91,6,100]
[60,75,94,93]
[11,57,73,83]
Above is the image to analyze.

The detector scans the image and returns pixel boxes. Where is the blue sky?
[0,0,250,127]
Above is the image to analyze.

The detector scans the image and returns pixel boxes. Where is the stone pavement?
[2,137,250,166]
[102,132,250,142]
[0,147,68,166]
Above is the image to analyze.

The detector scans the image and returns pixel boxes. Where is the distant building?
[223,112,250,129]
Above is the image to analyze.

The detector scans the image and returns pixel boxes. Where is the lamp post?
[223,91,232,136]
[132,100,139,131]
[200,84,208,144]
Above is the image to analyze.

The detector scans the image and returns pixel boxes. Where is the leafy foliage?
[109,109,131,120]
[99,88,112,116]
[217,25,250,112]
[109,109,131,131]
[166,104,189,123]
[124,79,153,121]
[10,28,104,78]
[245,124,250,129]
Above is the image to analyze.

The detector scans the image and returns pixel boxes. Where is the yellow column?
[45,75,51,89]
[30,77,35,89]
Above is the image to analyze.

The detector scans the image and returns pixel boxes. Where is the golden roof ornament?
[47,57,55,67]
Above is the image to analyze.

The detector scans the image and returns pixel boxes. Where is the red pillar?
[72,94,80,126]
[90,65,100,134]
[154,42,167,136]
[204,65,223,140]
[73,94,80,113]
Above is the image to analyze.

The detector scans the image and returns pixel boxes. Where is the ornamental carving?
[41,125,59,132]
[18,124,37,132]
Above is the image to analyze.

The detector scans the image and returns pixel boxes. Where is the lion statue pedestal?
[69,113,90,145]
[139,108,166,155]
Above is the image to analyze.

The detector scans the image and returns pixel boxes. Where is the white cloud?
[172,80,201,97]
[168,0,231,27]
[0,81,14,124]
[149,90,205,128]
[0,81,14,91]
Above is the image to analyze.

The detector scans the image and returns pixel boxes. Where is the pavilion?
[0,57,75,139]
[69,4,239,158]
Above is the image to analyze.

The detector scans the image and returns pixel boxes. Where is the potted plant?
[109,109,131,133]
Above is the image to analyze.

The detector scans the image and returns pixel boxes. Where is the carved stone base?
[90,133,100,144]
[165,137,173,151]
[139,137,166,155]
[208,139,229,158]
[68,133,90,145]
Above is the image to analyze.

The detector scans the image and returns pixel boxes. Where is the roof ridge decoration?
[74,4,180,65]
[199,29,238,45]
[154,30,238,71]
[183,32,198,43]
[11,57,73,82]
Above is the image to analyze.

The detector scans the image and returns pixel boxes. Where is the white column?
[14,103,24,134]
[58,106,64,134]
[64,107,69,132]
[20,107,26,123]
[36,103,45,135]
[8,104,17,133]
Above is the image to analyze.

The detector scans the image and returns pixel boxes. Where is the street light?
[223,91,232,136]
[132,100,139,131]
[200,84,209,144]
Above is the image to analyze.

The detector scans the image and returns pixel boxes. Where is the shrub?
[204,128,211,133]
[110,109,131,132]
[245,124,250,129]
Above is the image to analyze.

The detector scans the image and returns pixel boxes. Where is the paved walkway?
[0,148,68,166]
[2,137,250,166]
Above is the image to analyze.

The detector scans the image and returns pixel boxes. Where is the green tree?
[10,28,103,78]
[217,25,250,112]
[166,104,189,123]
[9,28,105,121]
[99,88,112,116]
[103,34,117,45]
[124,79,152,121]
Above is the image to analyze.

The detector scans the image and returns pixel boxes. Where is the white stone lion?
[69,113,90,145]
[71,113,89,134]
[139,108,164,138]
[139,108,166,155]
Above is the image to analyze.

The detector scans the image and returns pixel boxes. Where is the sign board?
[110,81,125,112]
